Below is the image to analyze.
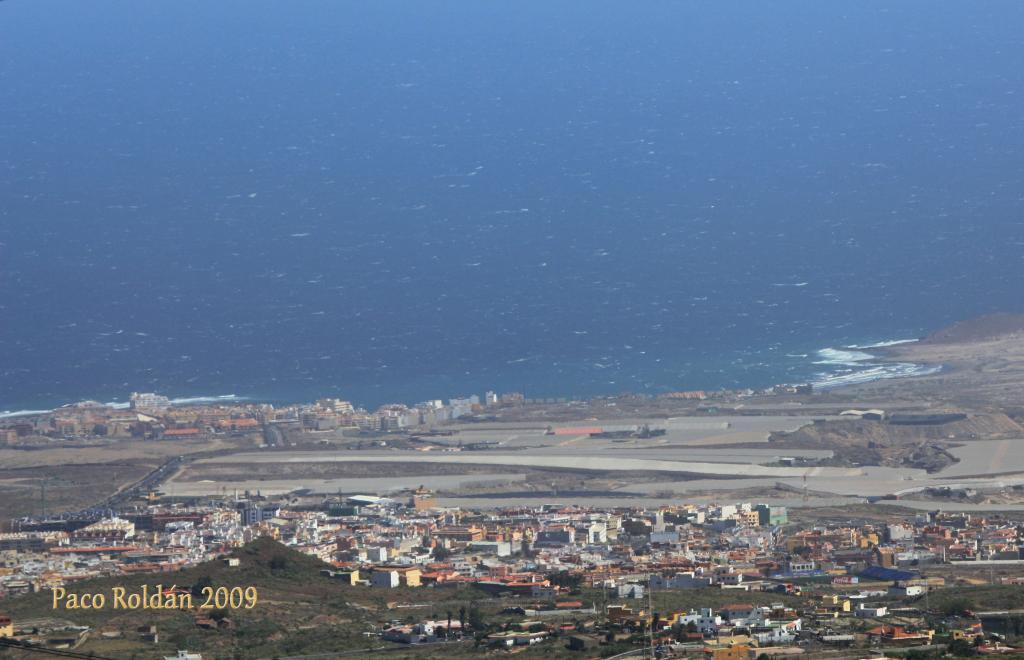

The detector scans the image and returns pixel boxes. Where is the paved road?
[96,455,184,507]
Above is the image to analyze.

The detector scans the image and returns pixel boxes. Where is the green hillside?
[1,538,487,659]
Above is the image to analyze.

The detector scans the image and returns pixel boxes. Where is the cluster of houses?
[4,489,1024,655]
[0,390,527,444]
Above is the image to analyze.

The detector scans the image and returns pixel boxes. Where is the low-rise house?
[652,571,713,589]
[888,584,927,597]
[369,565,421,588]
[865,625,934,646]
[720,603,760,622]
[856,604,889,618]
[674,608,722,635]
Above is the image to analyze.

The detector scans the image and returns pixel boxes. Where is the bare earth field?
[164,472,531,497]
[0,463,152,520]
[164,406,1024,510]
[0,436,243,469]
[0,437,256,520]
[171,443,1024,506]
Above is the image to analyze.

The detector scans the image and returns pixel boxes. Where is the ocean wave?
[807,340,939,390]
[169,394,245,405]
[0,409,53,419]
[102,394,245,408]
[2,395,248,418]
[812,348,874,365]
[845,338,919,349]
[812,362,941,389]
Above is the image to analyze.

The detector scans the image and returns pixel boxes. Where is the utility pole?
[602,577,608,625]
[647,572,655,658]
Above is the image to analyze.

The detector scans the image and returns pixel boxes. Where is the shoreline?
[9,315,1024,419]
[0,340,950,420]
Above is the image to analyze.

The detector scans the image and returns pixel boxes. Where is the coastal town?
[2,479,1024,657]
[3,379,1024,658]
[6,0,1024,656]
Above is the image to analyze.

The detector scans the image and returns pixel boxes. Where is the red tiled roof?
[164,428,202,436]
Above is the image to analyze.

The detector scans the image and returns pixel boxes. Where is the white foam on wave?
[169,394,245,405]
[846,338,919,349]
[807,339,940,390]
[3,395,248,418]
[813,363,941,389]
[105,394,246,407]
[0,409,53,419]
[813,348,874,365]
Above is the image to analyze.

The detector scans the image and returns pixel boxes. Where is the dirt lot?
[0,436,259,520]
[0,436,251,469]
[0,463,152,520]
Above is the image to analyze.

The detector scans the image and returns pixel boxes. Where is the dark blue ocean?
[2,1,1024,413]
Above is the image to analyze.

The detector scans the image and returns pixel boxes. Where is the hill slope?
[2,538,420,658]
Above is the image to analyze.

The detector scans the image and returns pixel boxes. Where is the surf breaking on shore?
[0,334,959,416]
[0,394,246,420]
[810,340,941,389]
